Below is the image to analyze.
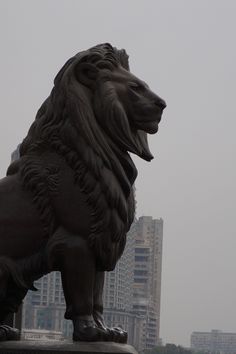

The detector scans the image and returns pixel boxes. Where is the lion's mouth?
[137,121,159,134]
[135,113,162,134]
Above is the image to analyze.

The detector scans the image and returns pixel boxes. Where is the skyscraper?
[132,216,163,350]
[103,216,163,351]
[103,221,143,347]
[104,220,135,312]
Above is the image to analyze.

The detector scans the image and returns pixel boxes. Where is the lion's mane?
[8,44,149,270]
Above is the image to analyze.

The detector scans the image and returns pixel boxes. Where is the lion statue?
[0,43,166,342]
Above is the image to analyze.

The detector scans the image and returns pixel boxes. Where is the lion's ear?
[76,63,99,88]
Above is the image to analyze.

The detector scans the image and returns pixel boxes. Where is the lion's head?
[20,43,166,165]
[15,43,166,269]
[50,43,166,162]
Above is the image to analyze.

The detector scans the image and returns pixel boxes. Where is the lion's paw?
[93,310,127,343]
[0,325,20,341]
[73,318,110,342]
[106,327,127,343]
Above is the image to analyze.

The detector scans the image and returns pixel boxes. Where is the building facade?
[132,216,163,350]
[22,271,73,337]
[191,330,236,354]
[103,220,144,351]
[21,329,63,341]
[103,219,135,313]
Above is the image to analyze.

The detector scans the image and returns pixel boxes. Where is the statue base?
[0,340,138,354]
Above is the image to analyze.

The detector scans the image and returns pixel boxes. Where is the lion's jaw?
[130,90,165,134]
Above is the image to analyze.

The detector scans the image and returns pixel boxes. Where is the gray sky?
[0,0,236,346]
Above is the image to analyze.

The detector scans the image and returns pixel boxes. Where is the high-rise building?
[103,221,144,350]
[104,219,135,312]
[22,272,72,337]
[132,216,163,350]
[103,216,163,351]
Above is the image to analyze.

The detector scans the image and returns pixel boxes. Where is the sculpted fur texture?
[0,43,166,342]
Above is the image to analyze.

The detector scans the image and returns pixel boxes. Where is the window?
[134,270,148,276]
[134,278,147,283]
[135,256,148,262]
[135,248,149,254]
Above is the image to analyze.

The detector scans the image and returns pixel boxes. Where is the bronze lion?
[0,43,166,342]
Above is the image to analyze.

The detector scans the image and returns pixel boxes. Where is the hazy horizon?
[0,0,236,346]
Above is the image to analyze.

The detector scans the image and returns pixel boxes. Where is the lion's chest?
[50,166,92,237]
[25,152,93,238]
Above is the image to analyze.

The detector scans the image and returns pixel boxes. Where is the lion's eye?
[128,82,144,91]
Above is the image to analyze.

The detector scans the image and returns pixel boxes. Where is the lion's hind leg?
[0,257,28,341]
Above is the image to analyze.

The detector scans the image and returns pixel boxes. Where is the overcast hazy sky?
[0,0,236,346]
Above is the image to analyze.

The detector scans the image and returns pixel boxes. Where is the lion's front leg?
[93,271,128,343]
[50,228,109,341]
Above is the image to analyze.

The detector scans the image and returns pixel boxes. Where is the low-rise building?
[191,330,236,353]
[21,329,63,341]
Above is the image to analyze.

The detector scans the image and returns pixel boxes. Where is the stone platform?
[0,340,138,354]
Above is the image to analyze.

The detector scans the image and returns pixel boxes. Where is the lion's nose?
[154,97,167,110]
